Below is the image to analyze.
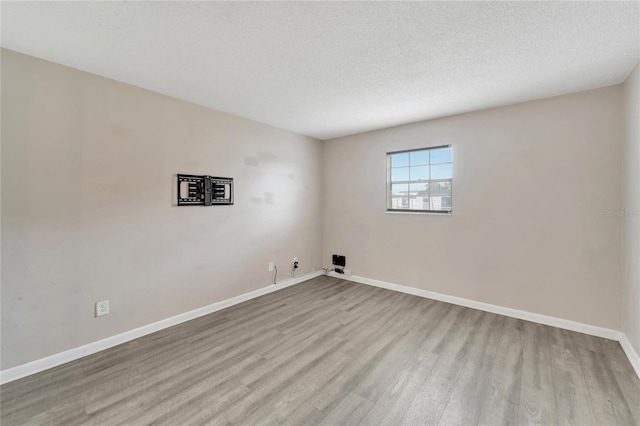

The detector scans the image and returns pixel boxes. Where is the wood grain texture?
[518,323,557,425]
[1,276,638,425]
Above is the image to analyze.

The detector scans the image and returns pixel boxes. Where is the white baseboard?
[4,270,638,384]
[619,334,640,379]
[329,272,640,380]
[329,272,623,340]
[0,271,323,385]
[328,272,622,340]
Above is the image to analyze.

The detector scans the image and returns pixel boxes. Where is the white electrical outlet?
[268,262,274,272]
[292,257,298,263]
[96,300,109,317]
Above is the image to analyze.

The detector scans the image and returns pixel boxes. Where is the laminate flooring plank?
[384,297,437,337]
[613,363,640,425]
[343,290,415,333]
[574,345,636,425]
[275,304,344,336]
[281,402,326,426]
[237,328,346,388]
[477,317,526,426]
[568,330,640,423]
[307,331,400,414]
[308,280,355,301]
[339,295,419,356]
[155,380,246,426]
[221,280,331,321]
[4,395,89,426]
[323,280,368,302]
[136,378,249,426]
[339,285,387,312]
[353,299,449,403]
[130,297,329,377]
[436,312,505,426]
[518,322,557,426]
[236,350,352,425]
[335,288,400,332]
[82,304,288,382]
[80,316,230,376]
[356,302,460,415]
[82,367,146,415]
[400,308,485,425]
[131,352,263,410]
[222,335,348,424]
[571,331,616,355]
[27,401,89,426]
[547,327,596,426]
[259,298,344,335]
[358,342,441,425]
[261,320,344,360]
[84,329,276,415]
[347,304,461,425]
[0,369,87,423]
[83,397,145,426]
[0,360,85,402]
[319,392,374,426]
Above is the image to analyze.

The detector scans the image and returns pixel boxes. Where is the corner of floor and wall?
[1,48,639,384]
[319,60,640,377]
[0,48,325,381]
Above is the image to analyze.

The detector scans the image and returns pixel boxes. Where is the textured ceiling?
[2,1,639,140]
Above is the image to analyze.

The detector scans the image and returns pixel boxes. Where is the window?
[387,145,452,213]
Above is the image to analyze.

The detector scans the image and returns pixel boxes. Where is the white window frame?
[386,145,452,214]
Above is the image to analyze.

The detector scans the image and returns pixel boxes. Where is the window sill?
[386,210,452,216]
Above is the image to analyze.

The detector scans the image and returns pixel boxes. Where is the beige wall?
[623,61,640,354]
[322,86,624,330]
[1,47,633,371]
[1,49,323,370]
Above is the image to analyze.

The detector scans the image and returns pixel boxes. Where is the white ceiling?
[2,1,638,140]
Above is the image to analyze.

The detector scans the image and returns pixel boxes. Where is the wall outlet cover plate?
[96,300,109,317]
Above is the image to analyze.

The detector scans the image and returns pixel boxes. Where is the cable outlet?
[268,262,274,272]
[96,300,109,317]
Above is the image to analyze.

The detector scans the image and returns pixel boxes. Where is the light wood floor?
[1,276,639,425]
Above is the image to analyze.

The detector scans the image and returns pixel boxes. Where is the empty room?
[1,1,639,425]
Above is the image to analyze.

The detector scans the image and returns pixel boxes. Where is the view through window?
[387,145,452,213]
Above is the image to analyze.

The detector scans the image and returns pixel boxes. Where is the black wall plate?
[332,255,346,267]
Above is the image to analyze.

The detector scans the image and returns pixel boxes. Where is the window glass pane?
[387,148,453,212]
[429,196,452,211]
[409,196,430,210]
[409,166,429,181]
[409,182,429,195]
[429,180,452,211]
[429,180,452,197]
[391,183,408,196]
[410,150,428,166]
[430,164,452,179]
[390,197,409,209]
[391,167,409,181]
[390,153,409,167]
[430,147,451,164]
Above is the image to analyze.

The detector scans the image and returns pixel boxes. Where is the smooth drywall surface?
[323,87,624,330]
[623,61,640,354]
[1,49,322,370]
